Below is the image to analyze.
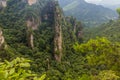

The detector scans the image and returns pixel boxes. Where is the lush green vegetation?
[0,0,120,80]
[73,37,120,79]
[83,19,120,42]
[0,57,46,80]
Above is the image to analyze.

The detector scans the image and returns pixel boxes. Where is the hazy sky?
[85,0,102,2]
[85,0,120,5]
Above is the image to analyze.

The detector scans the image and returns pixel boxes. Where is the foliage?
[0,0,120,80]
[92,70,119,80]
[0,57,46,80]
[117,8,120,17]
[83,20,120,42]
[74,37,120,78]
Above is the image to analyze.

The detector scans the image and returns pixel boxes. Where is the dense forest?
[0,0,120,80]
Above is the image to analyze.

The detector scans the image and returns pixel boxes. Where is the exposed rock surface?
[27,0,37,5]
[0,30,5,49]
[53,1,63,62]
[26,17,39,49]
[0,0,7,7]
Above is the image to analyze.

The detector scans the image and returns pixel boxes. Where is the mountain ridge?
[58,0,118,26]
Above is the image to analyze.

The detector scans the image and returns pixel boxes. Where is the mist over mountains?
[99,0,120,5]
[86,0,120,10]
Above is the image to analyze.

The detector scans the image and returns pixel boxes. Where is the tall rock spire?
[0,29,5,50]
[53,1,63,62]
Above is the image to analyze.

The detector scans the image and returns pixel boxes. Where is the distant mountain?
[102,4,120,10]
[99,0,120,5]
[84,0,120,10]
[58,0,118,26]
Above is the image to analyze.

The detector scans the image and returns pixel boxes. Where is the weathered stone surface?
[53,1,63,62]
[27,0,37,5]
[0,0,7,7]
[0,30,5,49]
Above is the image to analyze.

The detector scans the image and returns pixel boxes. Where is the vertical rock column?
[26,18,39,49]
[26,0,39,49]
[53,1,63,62]
[0,30,5,50]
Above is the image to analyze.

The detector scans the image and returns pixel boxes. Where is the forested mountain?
[84,19,120,42]
[0,0,120,80]
[99,0,120,5]
[58,0,118,26]
[84,9,120,41]
[102,4,120,10]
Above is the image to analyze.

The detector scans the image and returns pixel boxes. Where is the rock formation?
[0,0,7,8]
[0,29,5,49]
[26,15,40,49]
[53,1,63,62]
[27,0,37,5]
[22,0,37,5]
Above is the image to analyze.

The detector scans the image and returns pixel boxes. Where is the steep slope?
[58,0,118,26]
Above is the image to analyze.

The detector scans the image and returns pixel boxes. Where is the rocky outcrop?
[53,1,63,62]
[26,17,39,49]
[0,0,7,8]
[66,17,83,40]
[0,29,5,49]
[27,0,37,5]
[25,0,41,49]
[76,22,83,40]
[27,18,39,30]
[22,0,37,5]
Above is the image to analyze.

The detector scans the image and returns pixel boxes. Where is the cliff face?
[0,0,7,8]
[26,16,40,49]
[41,1,63,62]
[27,0,37,5]
[25,0,41,49]
[53,2,63,62]
[0,29,5,49]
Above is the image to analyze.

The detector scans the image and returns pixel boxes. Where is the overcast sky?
[85,0,120,5]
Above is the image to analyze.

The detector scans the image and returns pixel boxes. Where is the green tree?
[73,37,120,77]
[92,70,119,80]
[0,57,46,80]
[117,8,120,18]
